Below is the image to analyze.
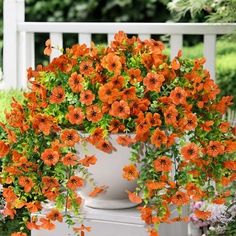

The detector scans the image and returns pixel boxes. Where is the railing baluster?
[50,33,63,62]
[170,35,183,59]
[138,34,151,40]
[203,34,216,81]
[79,33,92,46]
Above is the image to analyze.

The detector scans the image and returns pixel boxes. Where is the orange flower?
[73,224,91,235]
[3,188,17,203]
[139,206,153,224]
[110,100,130,119]
[224,161,236,170]
[89,186,107,197]
[86,128,104,145]
[128,68,143,84]
[181,143,199,161]
[67,176,84,190]
[80,90,95,105]
[109,119,125,133]
[121,87,136,101]
[201,120,214,131]
[116,135,135,147]
[164,105,178,127]
[60,129,80,146]
[148,228,159,236]
[43,39,52,56]
[146,181,166,190]
[151,128,167,148]
[171,191,189,206]
[86,105,103,123]
[110,75,125,89]
[170,87,187,105]
[3,203,16,219]
[26,201,42,213]
[96,139,115,153]
[41,148,59,166]
[32,114,55,135]
[98,83,119,104]
[171,57,180,70]
[194,209,211,220]
[49,86,65,104]
[46,209,63,222]
[66,105,84,125]
[79,60,94,75]
[42,176,60,188]
[79,155,97,167]
[0,140,9,157]
[18,176,34,193]
[127,191,142,204]
[26,217,40,230]
[143,72,165,92]
[153,156,172,172]
[11,233,27,236]
[206,141,225,157]
[39,217,55,230]
[68,72,84,93]
[179,113,198,131]
[123,164,139,181]
[101,53,122,75]
[62,152,78,166]
[130,98,150,116]
[146,112,162,127]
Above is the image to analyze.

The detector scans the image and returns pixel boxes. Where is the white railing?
[3,0,236,89]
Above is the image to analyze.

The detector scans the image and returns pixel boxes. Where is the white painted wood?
[138,34,151,40]
[32,207,189,236]
[79,33,92,46]
[50,33,63,61]
[204,34,216,80]
[170,34,183,59]
[18,22,236,35]
[108,33,115,45]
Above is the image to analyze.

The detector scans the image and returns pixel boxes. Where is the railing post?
[3,0,25,89]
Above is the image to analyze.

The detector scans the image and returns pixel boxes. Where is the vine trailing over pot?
[0,31,236,236]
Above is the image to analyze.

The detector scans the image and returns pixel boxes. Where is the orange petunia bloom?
[201,120,214,131]
[138,206,153,224]
[0,140,9,157]
[181,143,200,161]
[86,128,104,145]
[39,217,55,230]
[121,87,136,101]
[80,90,95,105]
[224,161,236,171]
[194,209,211,220]
[26,201,42,213]
[148,228,159,236]
[123,164,139,181]
[98,83,119,104]
[66,105,84,125]
[185,183,204,201]
[43,39,52,56]
[67,176,84,190]
[60,129,80,146]
[42,176,60,188]
[170,87,187,105]
[153,156,172,172]
[79,60,94,75]
[151,128,167,148]
[171,191,189,206]
[179,113,198,131]
[130,98,150,116]
[109,119,125,133]
[110,100,130,119]
[224,140,236,153]
[68,72,84,93]
[3,203,16,219]
[219,122,230,133]
[143,72,165,92]
[146,112,162,127]
[110,75,125,89]
[18,176,34,193]
[46,209,63,222]
[62,152,78,166]
[86,105,103,123]
[171,58,180,70]
[32,114,55,135]
[49,86,65,104]
[3,188,17,203]
[26,218,40,230]
[146,181,166,190]
[128,68,143,84]
[79,155,97,167]
[89,186,107,197]
[206,141,225,157]
[73,224,91,236]
[164,105,178,127]
[41,148,59,166]
[116,135,135,147]
[127,191,142,204]
[96,139,115,153]
[101,53,122,75]
[11,232,27,236]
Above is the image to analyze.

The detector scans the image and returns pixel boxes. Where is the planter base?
[84,197,138,210]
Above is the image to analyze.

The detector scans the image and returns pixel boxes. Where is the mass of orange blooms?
[0,31,236,236]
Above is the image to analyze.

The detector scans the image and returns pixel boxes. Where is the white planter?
[76,134,137,209]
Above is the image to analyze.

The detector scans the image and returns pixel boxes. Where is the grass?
[0,89,24,122]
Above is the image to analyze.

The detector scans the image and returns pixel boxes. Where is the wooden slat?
[170,35,183,59]
[107,33,114,45]
[138,34,151,40]
[79,33,92,46]
[204,34,216,80]
[50,33,63,61]
[18,22,236,35]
